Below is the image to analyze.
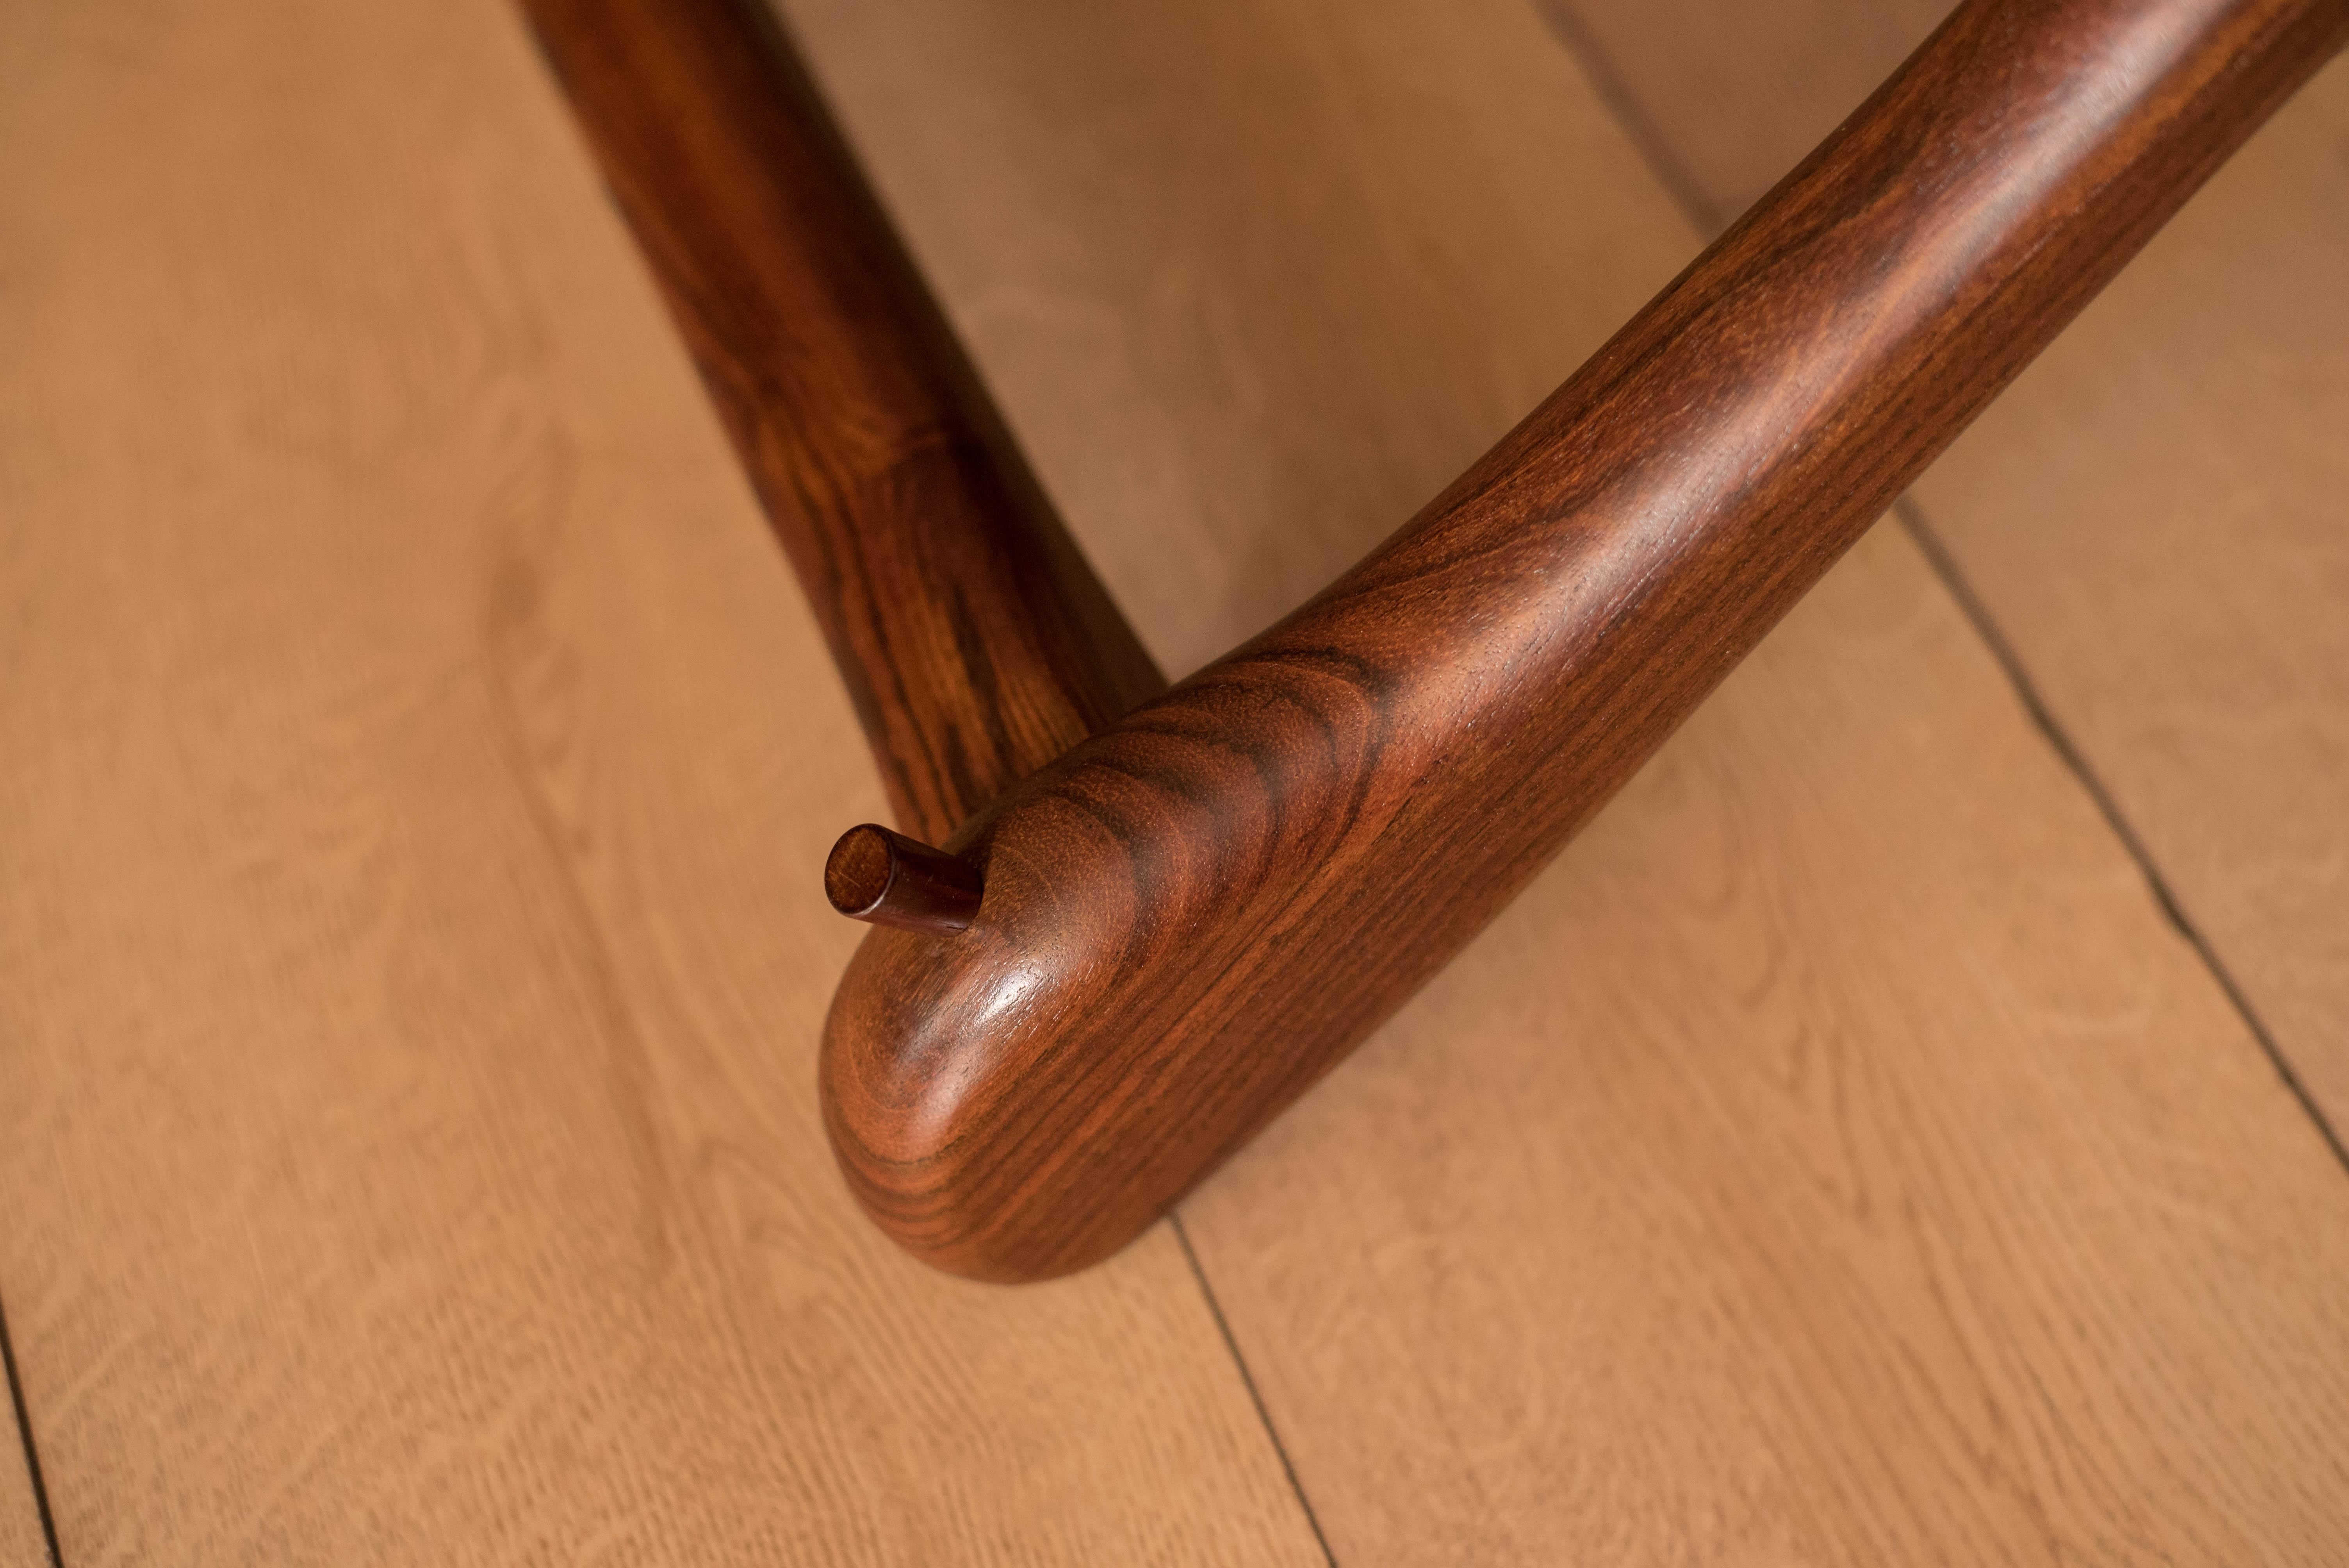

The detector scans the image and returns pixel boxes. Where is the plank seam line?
[1896,498,2349,1174]
[0,1291,63,1567]
[1168,1214,1338,1567]
[1532,0,2349,1179]
[1530,0,1732,235]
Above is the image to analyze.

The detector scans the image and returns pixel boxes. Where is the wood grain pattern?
[780,0,1697,685]
[824,822,986,933]
[775,0,2349,1554]
[1909,58,2349,1137]
[0,0,1321,1561]
[1559,0,2349,1177]
[820,0,2349,1282]
[1187,520,2349,1564]
[522,0,1162,846]
[0,1424,47,1568]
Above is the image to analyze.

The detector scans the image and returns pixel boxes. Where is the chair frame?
[526,0,2349,1280]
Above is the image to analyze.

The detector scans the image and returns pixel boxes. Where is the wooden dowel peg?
[825,824,984,935]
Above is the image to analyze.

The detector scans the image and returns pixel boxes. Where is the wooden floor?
[1,1406,42,1568]
[1561,0,2349,1199]
[2,0,2345,1562]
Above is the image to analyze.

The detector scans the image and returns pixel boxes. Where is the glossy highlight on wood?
[521,0,1164,846]
[822,0,2349,1281]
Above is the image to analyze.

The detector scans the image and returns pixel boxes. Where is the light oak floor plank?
[2,1290,52,1568]
[777,0,2349,1559]
[0,1411,48,1568]
[0,2,1326,1562]
[777,0,1692,681]
[1533,0,1952,226]
[1551,0,2349,1162]
[1908,63,2349,1141]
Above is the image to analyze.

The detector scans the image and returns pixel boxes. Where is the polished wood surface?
[822,0,2349,1282]
[784,0,1692,686]
[0,1,1320,1561]
[825,822,985,934]
[1562,0,2349,1168]
[1191,524,2349,1563]
[521,0,1162,846]
[782,0,2349,1554]
[10,0,2349,1557]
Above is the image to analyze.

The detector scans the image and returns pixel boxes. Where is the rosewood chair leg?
[522,0,1164,850]
[534,0,2349,1282]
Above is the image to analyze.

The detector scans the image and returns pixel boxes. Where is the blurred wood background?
[2,0,2345,1562]
[1,1421,41,1568]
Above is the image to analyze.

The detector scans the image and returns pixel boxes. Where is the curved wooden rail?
[537,0,2349,1281]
